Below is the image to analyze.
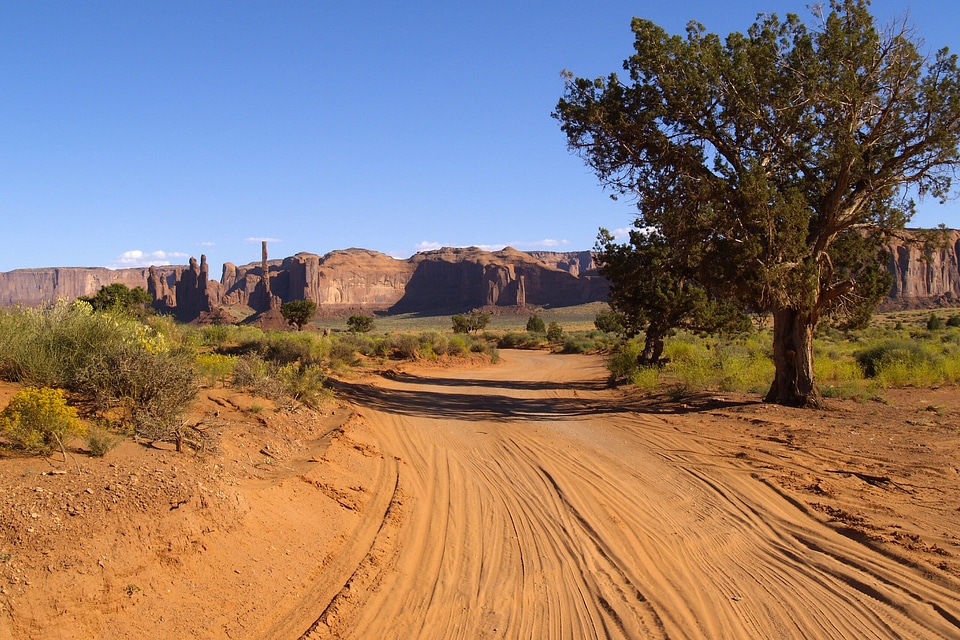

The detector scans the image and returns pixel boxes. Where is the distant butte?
[0,232,958,322]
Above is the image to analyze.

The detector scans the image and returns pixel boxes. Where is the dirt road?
[292,350,960,639]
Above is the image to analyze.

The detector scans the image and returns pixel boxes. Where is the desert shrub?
[389,334,421,359]
[196,353,235,387]
[948,315,960,328]
[630,366,661,391]
[200,323,233,348]
[85,424,122,457]
[927,313,945,331]
[499,332,542,349]
[446,336,468,356]
[79,347,199,444]
[1,387,85,454]
[561,335,594,354]
[233,354,283,397]
[329,342,359,367]
[277,363,329,408]
[855,340,936,378]
[609,339,643,380]
[526,315,546,333]
[261,333,317,365]
[546,322,563,342]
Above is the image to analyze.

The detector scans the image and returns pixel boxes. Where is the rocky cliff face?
[215,246,608,318]
[0,266,179,308]
[2,232,958,319]
[883,229,960,309]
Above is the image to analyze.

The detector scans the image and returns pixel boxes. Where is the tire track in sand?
[313,351,960,639]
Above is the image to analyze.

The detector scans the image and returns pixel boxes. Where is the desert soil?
[1,350,959,639]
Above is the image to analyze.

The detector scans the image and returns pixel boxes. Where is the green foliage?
[948,315,960,328]
[452,312,490,334]
[927,313,945,330]
[86,424,122,457]
[79,283,152,316]
[1,387,85,454]
[608,339,644,381]
[280,299,317,331]
[525,315,546,333]
[347,314,375,333]
[556,0,960,405]
[0,301,199,449]
[195,353,235,387]
[593,229,750,365]
[546,321,563,343]
[593,309,624,335]
[855,340,939,379]
[498,332,544,350]
[276,363,329,409]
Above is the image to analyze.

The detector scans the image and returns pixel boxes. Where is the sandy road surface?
[292,351,960,639]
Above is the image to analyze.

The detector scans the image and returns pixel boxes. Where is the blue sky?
[1,1,958,273]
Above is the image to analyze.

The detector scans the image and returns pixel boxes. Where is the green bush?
[947,315,960,328]
[927,313,945,330]
[86,424,122,457]
[609,339,643,380]
[1,387,85,454]
[196,353,235,387]
[546,322,563,342]
[855,340,936,378]
[347,314,375,333]
[526,315,546,333]
[277,363,329,409]
[561,335,594,354]
[389,334,421,359]
[594,309,624,334]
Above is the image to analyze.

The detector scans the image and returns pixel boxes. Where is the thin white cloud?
[112,249,190,268]
[196,241,216,247]
[415,241,443,252]
[245,237,283,244]
[612,227,632,241]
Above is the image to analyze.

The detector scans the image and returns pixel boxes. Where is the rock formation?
[882,228,960,309]
[0,266,178,308]
[2,230,959,319]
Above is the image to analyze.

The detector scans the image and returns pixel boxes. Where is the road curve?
[299,350,960,639]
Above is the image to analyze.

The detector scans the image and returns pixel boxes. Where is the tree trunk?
[765,307,824,408]
[640,326,666,365]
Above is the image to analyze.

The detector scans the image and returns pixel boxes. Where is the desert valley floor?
[2,350,960,638]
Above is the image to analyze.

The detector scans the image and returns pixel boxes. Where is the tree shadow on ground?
[379,370,610,393]
[331,378,759,423]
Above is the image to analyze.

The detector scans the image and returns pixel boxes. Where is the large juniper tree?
[555,0,960,407]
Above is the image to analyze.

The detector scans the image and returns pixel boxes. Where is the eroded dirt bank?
[2,350,959,638]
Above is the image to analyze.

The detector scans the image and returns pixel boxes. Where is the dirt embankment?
[2,351,960,638]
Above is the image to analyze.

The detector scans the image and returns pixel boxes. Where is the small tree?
[452,311,490,334]
[280,299,317,331]
[526,315,546,333]
[347,314,375,333]
[593,309,624,335]
[927,313,945,331]
[546,322,564,343]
